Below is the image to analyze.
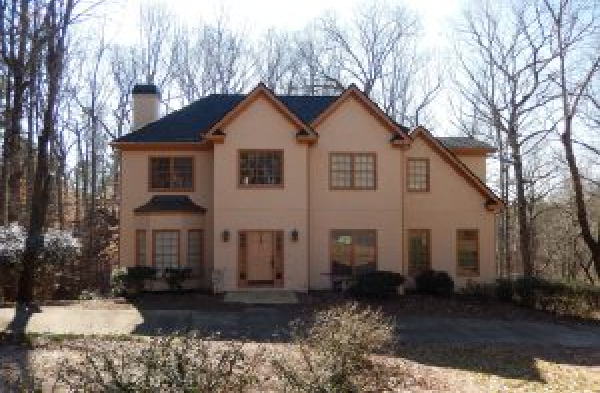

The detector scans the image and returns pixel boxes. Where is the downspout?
[306,143,311,291]
[401,146,406,277]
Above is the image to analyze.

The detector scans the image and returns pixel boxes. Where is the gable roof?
[206,83,327,139]
[310,85,410,141]
[410,127,504,209]
[115,90,337,144]
[438,137,496,151]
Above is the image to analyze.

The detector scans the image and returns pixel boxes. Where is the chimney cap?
[133,84,160,95]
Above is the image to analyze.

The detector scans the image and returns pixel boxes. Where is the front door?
[238,230,284,288]
[247,231,274,284]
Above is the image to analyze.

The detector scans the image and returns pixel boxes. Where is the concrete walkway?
[1,307,599,347]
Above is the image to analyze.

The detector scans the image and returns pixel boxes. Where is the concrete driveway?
[1,306,599,347]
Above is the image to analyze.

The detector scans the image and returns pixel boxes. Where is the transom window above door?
[149,157,194,191]
[330,153,376,190]
[239,150,283,187]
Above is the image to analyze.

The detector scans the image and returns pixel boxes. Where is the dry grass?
[1,337,599,392]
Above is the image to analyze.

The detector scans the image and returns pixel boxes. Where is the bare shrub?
[272,302,396,392]
[57,333,259,392]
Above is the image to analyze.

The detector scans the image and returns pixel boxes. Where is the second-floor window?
[407,158,429,192]
[149,157,193,191]
[239,150,283,187]
[330,153,376,190]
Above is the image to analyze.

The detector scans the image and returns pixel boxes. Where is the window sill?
[149,188,194,192]
[330,187,377,191]
[238,184,284,189]
[457,270,480,277]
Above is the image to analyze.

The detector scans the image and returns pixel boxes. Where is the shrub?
[110,266,156,296]
[164,267,192,292]
[348,271,405,298]
[272,302,396,392]
[58,333,259,392]
[415,269,454,296]
[513,277,600,318]
[0,223,80,266]
[495,278,514,302]
[459,280,496,301]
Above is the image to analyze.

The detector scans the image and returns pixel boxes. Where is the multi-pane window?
[407,158,429,192]
[408,229,430,275]
[330,153,376,189]
[331,230,376,276]
[187,230,204,277]
[153,231,179,271]
[149,157,193,191]
[135,230,147,266]
[457,229,479,276]
[239,150,283,186]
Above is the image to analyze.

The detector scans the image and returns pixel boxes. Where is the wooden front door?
[238,230,284,288]
[247,231,274,283]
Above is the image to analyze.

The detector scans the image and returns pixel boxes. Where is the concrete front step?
[224,290,298,304]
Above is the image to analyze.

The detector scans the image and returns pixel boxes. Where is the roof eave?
[110,141,209,151]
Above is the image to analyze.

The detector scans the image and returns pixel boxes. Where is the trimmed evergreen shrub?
[414,269,454,296]
[164,267,192,292]
[348,271,405,298]
[495,278,514,302]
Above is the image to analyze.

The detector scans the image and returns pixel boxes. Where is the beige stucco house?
[112,83,503,292]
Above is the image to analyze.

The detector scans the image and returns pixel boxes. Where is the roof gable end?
[311,85,409,142]
[410,126,504,210]
[205,83,313,142]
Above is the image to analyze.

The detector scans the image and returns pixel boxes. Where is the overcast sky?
[95,0,465,133]
[104,0,463,48]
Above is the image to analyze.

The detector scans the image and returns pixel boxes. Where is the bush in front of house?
[415,269,454,296]
[458,280,496,301]
[348,271,405,298]
[111,266,157,296]
[513,277,600,318]
[495,278,515,302]
[164,267,192,292]
[272,302,396,392]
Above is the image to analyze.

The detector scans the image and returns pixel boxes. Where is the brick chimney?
[132,84,160,130]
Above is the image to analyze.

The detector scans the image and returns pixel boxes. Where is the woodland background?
[1,0,600,300]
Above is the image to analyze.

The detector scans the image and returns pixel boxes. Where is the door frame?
[238,230,284,288]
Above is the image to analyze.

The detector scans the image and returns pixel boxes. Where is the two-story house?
[112,83,503,292]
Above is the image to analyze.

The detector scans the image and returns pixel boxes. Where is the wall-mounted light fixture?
[222,229,230,242]
[291,229,299,242]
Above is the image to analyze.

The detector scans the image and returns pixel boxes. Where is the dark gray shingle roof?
[438,137,495,150]
[134,195,206,214]
[115,94,337,143]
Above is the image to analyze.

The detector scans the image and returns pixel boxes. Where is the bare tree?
[543,0,600,279]
[454,0,557,277]
[18,0,76,304]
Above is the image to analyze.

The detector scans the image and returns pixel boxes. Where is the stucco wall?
[309,95,404,289]
[404,137,497,287]
[118,92,499,292]
[212,95,309,291]
[455,154,486,181]
[119,150,214,285]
